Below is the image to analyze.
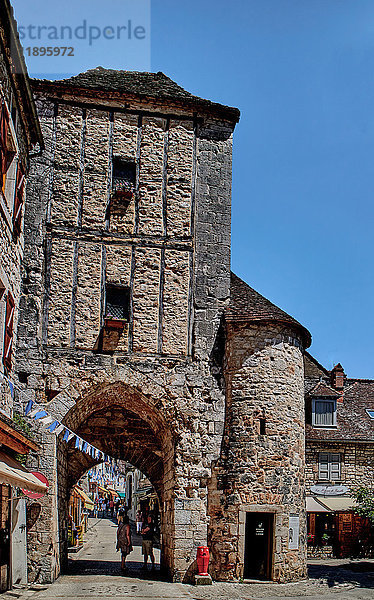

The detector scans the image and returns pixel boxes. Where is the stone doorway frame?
[238,504,282,582]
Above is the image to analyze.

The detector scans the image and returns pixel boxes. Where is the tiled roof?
[306,379,374,443]
[307,381,340,398]
[227,273,311,347]
[0,0,43,148]
[32,67,240,122]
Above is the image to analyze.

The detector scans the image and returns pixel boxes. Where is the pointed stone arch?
[54,376,176,576]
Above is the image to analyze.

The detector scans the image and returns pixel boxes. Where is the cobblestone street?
[3,518,373,600]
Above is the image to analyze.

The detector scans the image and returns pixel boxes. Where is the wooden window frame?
[3,291,14,373]
[318,452,341,482]
[12,162,25,236]
[0,100,16,196]
[312,398,337,427]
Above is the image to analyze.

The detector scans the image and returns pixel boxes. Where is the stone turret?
[209,274,311,583]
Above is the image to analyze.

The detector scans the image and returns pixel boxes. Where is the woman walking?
[116,515,133,571]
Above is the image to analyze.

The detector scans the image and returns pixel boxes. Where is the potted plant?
[114,188,133,201]
[104,314,126,330]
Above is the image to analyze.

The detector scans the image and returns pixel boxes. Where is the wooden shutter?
[3,292,14,371]
[318,453,329,480]
[13,162,25,235]
[0,101,9,189]
[330,453,341,481]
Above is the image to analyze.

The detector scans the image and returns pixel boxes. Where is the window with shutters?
[312,398,337,427]
[3,292,14,372]
[0,100,16,196]
[0,99,18,228]
[318,453,341,482]
[12,162,25,236]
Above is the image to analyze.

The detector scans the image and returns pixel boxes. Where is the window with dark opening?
[112,158,136,199]
[259,418,266,435]
[105,285,130,321]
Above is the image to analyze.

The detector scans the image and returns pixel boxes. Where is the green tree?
[351,486,374,524]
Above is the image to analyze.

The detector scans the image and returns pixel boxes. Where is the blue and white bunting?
[1,373,111,464]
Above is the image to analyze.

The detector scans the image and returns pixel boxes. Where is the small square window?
[312,398,337,427]
[112,158,135,198]
[105,285,130,321]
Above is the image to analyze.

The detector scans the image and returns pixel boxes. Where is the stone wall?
[15,86,236,583]
[209,322,307,583]
[0,42,32,416]
[305,441,374,493]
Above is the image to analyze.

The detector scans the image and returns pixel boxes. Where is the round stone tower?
[209,273,311,583]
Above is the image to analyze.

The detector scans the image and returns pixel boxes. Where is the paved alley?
[4,518,374,600]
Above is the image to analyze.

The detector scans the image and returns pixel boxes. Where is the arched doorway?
[56,381,175,576]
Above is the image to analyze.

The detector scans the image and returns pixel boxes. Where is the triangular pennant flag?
[6,378,14,398]
[54,424,65,436]
[39,415,55,426]
[46,420,60,432]
[33,410,48,420]
[24,399,34,416]
[63,429,70,442]
[82,442,88,453]
[75,436,81,449]
[28,405,42,418]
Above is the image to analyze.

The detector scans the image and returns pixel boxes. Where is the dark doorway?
[244,512,273,580]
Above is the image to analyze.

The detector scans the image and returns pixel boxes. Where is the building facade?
[305,356,374,558]
[15,67,311,584]
[0,0,44,592]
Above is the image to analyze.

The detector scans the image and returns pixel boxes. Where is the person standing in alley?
[116,514,133,572]
[141,509,155,571]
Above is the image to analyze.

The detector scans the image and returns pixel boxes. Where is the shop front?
[307,496,372,558]
[0,419,46,591]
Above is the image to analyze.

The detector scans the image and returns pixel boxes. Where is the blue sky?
[13,0,374,377]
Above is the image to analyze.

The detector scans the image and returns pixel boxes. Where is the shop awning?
[0,451,47,494]
[117,492,126,498]
[107,488,119,498]
[315,496,356,512]
[98,485,110,496]
[74,487,94,509]
[306,496,331,512]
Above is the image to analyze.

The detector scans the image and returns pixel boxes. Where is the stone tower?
[210,274,310,581]
[16,68,310,584]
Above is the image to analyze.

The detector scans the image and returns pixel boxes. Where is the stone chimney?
[331,363,345,401]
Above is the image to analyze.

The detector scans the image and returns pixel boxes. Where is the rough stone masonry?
[15,67,311,584]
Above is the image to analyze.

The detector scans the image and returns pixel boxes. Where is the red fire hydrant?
[196,546,209,576]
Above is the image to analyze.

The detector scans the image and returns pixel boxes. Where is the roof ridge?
[227,272,311,347]
[31,67,240,122]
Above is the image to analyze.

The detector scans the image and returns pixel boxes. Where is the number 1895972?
[25,47,74,56]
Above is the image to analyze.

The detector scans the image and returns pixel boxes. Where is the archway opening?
[56,382,175,578]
